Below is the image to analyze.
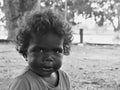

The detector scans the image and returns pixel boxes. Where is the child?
[9,9,73,90]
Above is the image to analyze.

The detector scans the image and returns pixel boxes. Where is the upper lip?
[43,66,53,68]
[43,62,53,66]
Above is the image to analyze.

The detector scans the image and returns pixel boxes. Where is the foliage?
[68,0,120,31]
[1,0,37,40]
[1,0,120,40]
[90,0,120,31]
[38,0,120,31]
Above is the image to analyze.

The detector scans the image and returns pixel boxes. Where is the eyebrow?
[31,45,63,51]
[52,47,63,51]
[30,46,46,51]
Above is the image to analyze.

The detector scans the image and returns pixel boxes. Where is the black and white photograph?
[0,0,120,90]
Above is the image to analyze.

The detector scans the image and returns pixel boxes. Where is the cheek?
[27,53,43,66]
[53,55,63,69]
[27,53,63,69]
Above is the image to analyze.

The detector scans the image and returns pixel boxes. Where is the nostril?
[44,56,53,62]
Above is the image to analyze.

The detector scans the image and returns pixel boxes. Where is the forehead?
[30,33,64,48]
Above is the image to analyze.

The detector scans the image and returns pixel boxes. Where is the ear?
[25,58,28,61]
[23,55,28,61]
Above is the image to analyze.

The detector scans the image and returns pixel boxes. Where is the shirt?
[9,67,70,90]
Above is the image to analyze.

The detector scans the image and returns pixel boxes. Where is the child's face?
[26,32,64,77]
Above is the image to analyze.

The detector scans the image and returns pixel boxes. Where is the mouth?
[42,67,54,71]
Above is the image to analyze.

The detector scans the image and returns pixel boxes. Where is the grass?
[0,43,120,90]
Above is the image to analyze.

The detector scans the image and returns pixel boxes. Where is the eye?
[38,49,44,53]
[53,48,63,54]
[31,47,45,53]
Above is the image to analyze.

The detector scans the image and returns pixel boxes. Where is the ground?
[0,43,120,90]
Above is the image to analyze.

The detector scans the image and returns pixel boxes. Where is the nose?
[44,54,54,62]
[43,50,54,62]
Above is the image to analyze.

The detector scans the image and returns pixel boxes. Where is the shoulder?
[58,69,70,83]
[59,69,69,79]
[9,75,31,90]
[9,70,32,90]
[58,70,70,90]
[9,69,46,90]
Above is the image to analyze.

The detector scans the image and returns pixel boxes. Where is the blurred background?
[0,0,120,44]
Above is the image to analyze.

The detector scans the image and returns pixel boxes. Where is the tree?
[2,0,37,40]
[91,0,120,31]
[2,0,120,40]
[72,0,120,31]
[1,0,69,40]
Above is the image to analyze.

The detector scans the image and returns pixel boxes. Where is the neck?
[43,71,59,87]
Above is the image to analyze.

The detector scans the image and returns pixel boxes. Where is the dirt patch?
[0,43,120,90]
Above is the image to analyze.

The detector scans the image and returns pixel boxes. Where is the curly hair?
[15,9,73,58]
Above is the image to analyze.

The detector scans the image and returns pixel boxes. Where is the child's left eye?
[53,49,63,54]
[39,49,44,53]
[31,47,46,53]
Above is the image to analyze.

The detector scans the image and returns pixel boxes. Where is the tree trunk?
[7,29,16,41]
[65,0,67,21]
[113,16,120,41]
[3,0,37,40]
[6,20,17,40]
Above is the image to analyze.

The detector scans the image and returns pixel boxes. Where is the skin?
[26,32,64,86]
